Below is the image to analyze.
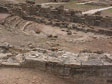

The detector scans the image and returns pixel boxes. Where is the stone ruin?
[2,2,112,36]
[6,3,112,28]
[0,42,112,84]
[0,1,112,84]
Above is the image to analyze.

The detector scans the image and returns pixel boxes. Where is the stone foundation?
[1,3,111,29]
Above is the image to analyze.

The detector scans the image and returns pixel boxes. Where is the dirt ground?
[0,16,112,54]
[0,68,73,84]
[101,9,112,16]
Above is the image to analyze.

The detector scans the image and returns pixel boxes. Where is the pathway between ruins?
[76,1,95,5]
[41,2,65,7]
[82,6,112,15]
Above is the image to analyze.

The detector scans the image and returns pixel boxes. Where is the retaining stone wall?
[23,60,112,84]
[4,3,112,28]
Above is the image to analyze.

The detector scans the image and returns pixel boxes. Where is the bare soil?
[0,68,73,84]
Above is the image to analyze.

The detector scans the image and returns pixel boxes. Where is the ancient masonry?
[7,3,112,28]
[2,2,112,36]
[0,1,112,84]
[0,43,112,84]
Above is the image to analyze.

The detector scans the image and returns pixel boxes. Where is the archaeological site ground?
[0,0,112,84]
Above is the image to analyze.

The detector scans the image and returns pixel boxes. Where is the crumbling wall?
[0,42,112,84]
[5,3,112,28]
[22,55,112,84]
[35,5,112,28]
[0,6,8,13]
[2,3,112,36]
[0,4,9,13]
[14,4,112,28]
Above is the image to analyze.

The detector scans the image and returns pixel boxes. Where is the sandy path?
[76,1,95,5]
[41,2,65,7]
[82,6,112,15]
